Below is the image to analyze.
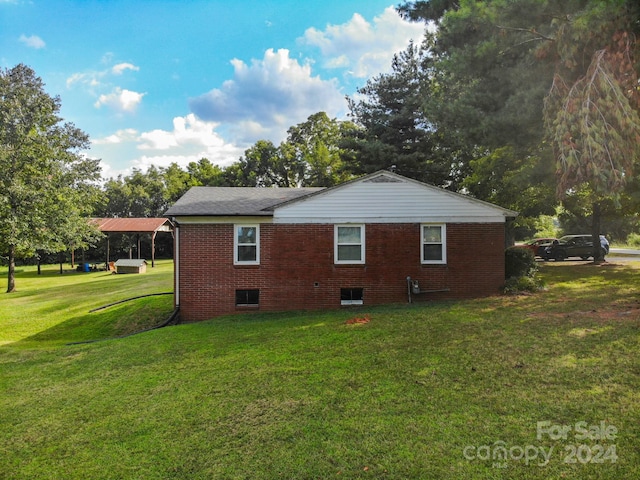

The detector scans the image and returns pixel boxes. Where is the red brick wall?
[176,222,506,321]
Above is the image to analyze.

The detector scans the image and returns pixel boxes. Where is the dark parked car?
[543,234,609,261]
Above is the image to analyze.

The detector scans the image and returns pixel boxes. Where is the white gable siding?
[273,175,512,224]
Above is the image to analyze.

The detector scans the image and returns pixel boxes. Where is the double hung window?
[235,225,259,265]
[335,225,365,264]
[421,224,446,264]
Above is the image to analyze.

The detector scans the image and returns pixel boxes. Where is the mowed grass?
[1,260,639,479]
[0,260,175,348]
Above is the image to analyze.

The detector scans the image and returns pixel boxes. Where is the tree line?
[2,0,639,291]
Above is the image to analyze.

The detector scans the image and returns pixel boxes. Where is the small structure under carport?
[92,218,173,268]
[114,259,147,274]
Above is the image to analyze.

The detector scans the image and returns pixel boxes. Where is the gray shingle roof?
[164,186,324,217]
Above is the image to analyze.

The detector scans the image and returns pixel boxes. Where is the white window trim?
[421,223,447,264]
[234,224,260,265]
[334,224,365,265]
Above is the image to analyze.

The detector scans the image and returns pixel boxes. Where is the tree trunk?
[7,245,16,293]
[504,218,516,248]
[592,201,603,263]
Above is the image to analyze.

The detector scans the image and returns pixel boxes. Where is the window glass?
[338,226,361,243]
[236,289,259,306]
[423,244,443,261]
[423,226,442,243]
[237,246,257,262]
[237,226,256,244]
[337,245,362,262]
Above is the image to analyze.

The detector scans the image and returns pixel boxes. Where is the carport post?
[151,231,156,267]
[106,234,110,269]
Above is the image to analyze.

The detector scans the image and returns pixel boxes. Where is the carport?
[92,218,173,268]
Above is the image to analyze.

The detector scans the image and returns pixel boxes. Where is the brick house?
[165,170,517,322]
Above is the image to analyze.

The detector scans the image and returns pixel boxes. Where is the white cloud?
[112,62,139,75]
[133,116,244,171]
[301,6,425,78]
[92,128,139,145]
[92,114,244,178]
[94,87,145,113]
[66,71,103,89]
[19,34,45,49]
[189,48,346,145]
[138,114,239,153]
[66,61,140,93]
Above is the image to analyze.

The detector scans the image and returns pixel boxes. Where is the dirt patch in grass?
[345,314,371,325]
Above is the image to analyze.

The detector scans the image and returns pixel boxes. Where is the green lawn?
[0,260,175,348]
[1,260,639,479]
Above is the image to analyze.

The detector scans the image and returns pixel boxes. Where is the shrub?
[503,275,545,294]
[505,246,537,279]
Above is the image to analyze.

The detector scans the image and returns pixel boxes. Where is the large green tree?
[543,2,640,259]
[226,112,356,187]
[396,0,640,241]
[163,162,197,206]
[226,140,285,187]
[186,158,226,186]
[0,64,102,292]
[283,112,355,186]
[346,41,465,187]
[98,166,168,218]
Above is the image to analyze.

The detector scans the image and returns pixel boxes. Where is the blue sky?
[1,0,425,178]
